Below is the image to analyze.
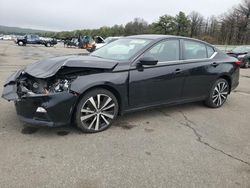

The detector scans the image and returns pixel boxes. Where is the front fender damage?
[2,70,23,101]
[2,66,113,101]
[1,56,118,127]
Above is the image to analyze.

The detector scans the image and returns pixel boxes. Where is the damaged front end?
[2,69,77,101]
[2,55,118,127]
[2,69,79,127]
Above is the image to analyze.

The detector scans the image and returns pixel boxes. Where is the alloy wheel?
[80,94,116,131]
[212,81,229,106]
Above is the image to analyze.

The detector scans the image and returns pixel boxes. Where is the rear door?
[129,39,186,108]
[180,39,218,99]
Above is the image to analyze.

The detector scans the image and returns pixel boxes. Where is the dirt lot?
[0,40,249,188]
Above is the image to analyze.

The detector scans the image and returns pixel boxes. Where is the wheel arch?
[17,40,26,45]
[218,74,232,93]
[70,84,123,124]
[82,85,122,112]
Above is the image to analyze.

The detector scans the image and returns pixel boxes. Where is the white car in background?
[95,36,122,50]
[3,35,12,40]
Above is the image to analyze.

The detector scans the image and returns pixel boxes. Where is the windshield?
[91,38,151,61]
[232,46,250,53]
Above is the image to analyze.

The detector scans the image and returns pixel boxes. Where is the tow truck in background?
[15,34,57,47]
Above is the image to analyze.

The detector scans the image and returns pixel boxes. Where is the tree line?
[42,0,250,45]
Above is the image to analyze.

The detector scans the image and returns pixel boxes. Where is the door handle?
[212,62,218,67]
[174,68,181,74]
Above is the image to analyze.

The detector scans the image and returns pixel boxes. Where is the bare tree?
[189,11,204,37]
[236,0,250,43]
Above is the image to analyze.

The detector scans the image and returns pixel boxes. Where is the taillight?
[235,60,241,66]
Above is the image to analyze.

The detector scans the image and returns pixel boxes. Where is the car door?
[180,39,218,99]
[25,35,32,43]
[129,39,186,108]
[27,35,37,44]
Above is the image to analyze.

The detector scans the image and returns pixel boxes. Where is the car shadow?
[19,101,205,137]
[119,101,204,121]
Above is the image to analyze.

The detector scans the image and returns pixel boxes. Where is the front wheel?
[45,43,51,47]
[205,78,230,108]
[18,41,24,46]
[75,89,119,133]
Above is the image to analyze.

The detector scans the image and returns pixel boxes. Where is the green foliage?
[175,11,191,36]
[41,12,192,40]
[154,15,176,34]
[124,18,149,35]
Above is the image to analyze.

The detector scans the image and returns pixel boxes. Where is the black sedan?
[227,45,250,68]
[2,35,240,133]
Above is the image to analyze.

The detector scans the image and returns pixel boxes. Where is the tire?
[45,43,51,47]
[75,89,119,133]
[244,60,249,68]
[205,78,230,108]
[18,41,24,46]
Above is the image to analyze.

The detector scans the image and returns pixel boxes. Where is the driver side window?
[144,40,180,62]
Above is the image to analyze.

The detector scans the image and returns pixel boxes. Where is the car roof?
[127,34,196,40]
[125,34,214,47]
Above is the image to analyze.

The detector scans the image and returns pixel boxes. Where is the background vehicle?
[94,36,122,50]
[85,36,105,52]
[16,34,57,47]
[227,46,250,68]
[2,35,240,133]
[2,35,12,40]
[64,38,79,48]
[64,36,105,51]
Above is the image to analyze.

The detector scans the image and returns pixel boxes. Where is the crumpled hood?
[24,55,118,78]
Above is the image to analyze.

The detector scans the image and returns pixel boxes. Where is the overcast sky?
[0,0,240,31]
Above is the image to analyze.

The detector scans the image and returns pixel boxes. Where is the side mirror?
[138,57,158,66]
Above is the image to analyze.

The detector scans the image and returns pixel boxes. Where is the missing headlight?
[50,79,70,93]
[17,74,74,97]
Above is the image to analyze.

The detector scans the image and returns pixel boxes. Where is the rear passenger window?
[207,46,215,57]
[144,40,180,62]
[183,40,207,60]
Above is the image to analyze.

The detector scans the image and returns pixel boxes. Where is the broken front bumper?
[2,71,78,127]
[14,92,78,127]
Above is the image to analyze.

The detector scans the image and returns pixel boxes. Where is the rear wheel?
[205,78,229,108]
[75,89,119,133]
